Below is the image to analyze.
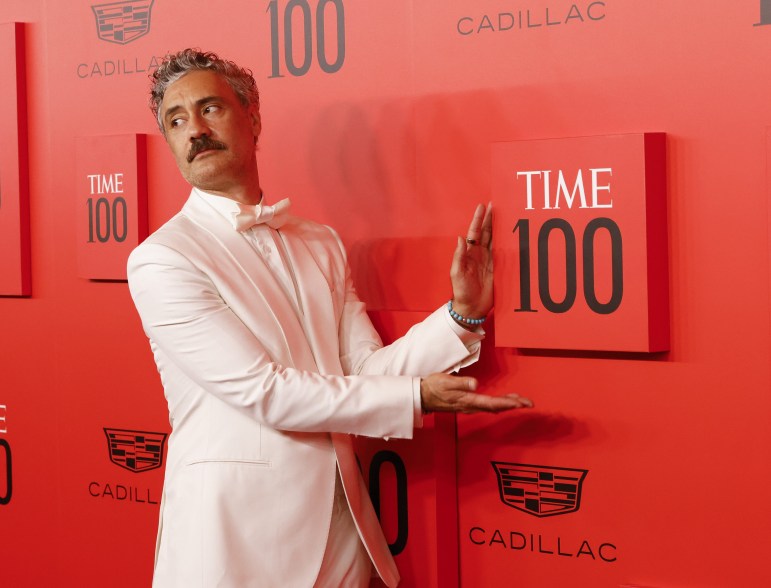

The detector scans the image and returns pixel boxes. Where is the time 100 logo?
[85,173,128,244]
[512,168,623,315]
[267,0,345,77]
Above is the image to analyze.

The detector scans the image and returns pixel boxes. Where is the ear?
[249,105,262,140]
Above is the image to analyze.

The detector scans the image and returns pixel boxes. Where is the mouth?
[189,148,216,161]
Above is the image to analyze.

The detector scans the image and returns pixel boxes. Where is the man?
[127,49,532,588]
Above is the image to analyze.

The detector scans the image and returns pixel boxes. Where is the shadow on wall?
[305,99,417,235]
[348,236,456,312]
[302,87,547,237]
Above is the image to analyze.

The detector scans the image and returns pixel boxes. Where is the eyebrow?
[163,95,223,124]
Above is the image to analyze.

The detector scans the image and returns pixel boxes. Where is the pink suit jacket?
[127,191,480,587]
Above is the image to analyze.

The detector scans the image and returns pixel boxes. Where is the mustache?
[187,136,227,163]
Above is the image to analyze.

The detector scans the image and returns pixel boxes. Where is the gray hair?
[149,48,260,133]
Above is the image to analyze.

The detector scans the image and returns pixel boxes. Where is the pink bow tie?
[232,198,291,231]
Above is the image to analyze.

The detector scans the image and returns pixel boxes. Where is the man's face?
[160,70,261,197]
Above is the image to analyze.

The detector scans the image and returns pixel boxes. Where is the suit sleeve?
[127,241,416,440]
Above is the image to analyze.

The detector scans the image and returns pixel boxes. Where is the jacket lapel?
[279,225,344,377]
[180,192,318,371]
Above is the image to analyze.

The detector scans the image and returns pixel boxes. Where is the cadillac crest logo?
[492,462,588,517]
[91,0,154,45]
[104,428,167,473]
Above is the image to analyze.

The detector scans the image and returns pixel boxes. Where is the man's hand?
[450,203,493,321]
[420,373,533,414]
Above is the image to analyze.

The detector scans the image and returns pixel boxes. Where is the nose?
[186,112,210,140]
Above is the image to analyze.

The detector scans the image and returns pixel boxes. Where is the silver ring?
[466,238,478,245]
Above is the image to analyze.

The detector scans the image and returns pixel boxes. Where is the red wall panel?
[0,22,31,296]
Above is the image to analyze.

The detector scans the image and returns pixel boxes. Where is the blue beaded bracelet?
[447,300,486,325]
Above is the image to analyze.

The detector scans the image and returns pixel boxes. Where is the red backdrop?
[1,1,771,587]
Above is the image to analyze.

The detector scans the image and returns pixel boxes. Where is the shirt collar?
[193,187,245,225]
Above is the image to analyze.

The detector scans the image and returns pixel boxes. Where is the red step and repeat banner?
[3,1,771,587]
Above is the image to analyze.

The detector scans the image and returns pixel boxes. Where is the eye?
[203,104,221,115]
[170,117,185,128]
